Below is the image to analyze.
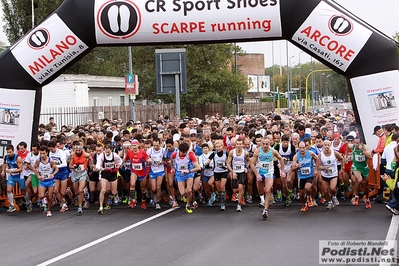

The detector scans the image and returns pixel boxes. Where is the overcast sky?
[0,0,398,67]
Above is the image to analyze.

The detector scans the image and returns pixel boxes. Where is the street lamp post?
[326,74,331,108]
[305,69,333,112]
[31,0,35,28]
[320,72,325,105]
[299,51,304,111]
[289,55,295,110]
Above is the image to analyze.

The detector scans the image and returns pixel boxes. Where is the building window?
[93,97,99,106]
[120,95,125,106]
[108,97,113,106]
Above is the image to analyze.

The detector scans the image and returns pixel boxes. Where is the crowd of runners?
[2,108,399,219]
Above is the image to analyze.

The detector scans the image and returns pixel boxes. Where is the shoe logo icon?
[328,15,353,36]
[28,29,50,49]
[97,0,141,39]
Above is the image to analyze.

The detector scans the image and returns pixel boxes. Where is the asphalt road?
[0,199,395,266]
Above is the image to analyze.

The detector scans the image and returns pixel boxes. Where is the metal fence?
[39,102,275,127]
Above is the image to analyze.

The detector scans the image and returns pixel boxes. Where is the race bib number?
[324,168,333,174]
[178,164,188,171]
[54,159,61,165]
[355,154,365,162]
[104,162,115,169]
[234,165,243,171]
[132,163,143,171]
[153,160,162,166]
[41,171,51,179]
[124,161,131,169]
[300,167,311,175]
[216,162,224,168]
[75,164,84,172]
[261,163,270,169]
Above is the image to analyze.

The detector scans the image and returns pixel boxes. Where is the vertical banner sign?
[258,76,270,92]
[10,14,89,84]
[125,74,138,95]
[94,0,282,44]
[292,1,372,72]
[0,89,36,149]
[350,70,399,149]
[247,75,259,93]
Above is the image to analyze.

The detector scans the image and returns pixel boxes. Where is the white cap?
[348,131,357,138]
[305,128,311,135]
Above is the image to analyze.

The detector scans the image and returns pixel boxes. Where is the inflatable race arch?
[0,0,398,148]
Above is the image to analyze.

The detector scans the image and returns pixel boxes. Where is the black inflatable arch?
[0,0,398,148]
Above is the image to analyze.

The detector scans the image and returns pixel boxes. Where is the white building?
[42,74,129,108]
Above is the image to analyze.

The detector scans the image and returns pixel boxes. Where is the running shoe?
[258,201,265,208]
[168,196,174,206]
[185,206,193,213]
[231,193,238,202]
[42,205,47,213]
[182,195,187,203]
[97,207,103,214]
[326,202,334,209]
[307,197,314,207]
[300,204,308,212]
[365,199,371,209]
[172,201,178,208]
[83,187,90,200]
[295,193,300,200]
[114,195,120,206]
[276,191,282,203]
[192,201,198,210]
[108,197,113,206]
[210,192,216,204]
[236,204,242,212]
[262,209,268,219]
[386,204,394,213]
[313,200,318,207]
[319,197,326,204]
[207,200,212,207]
[128,200,136,208]
[220,204,226,211]
[46,210,52,217]
[141,201,147,210]
[27,203,33,213]
[340,195,346,201]
[149,198,155,205]
[155,203,161,210]
[77,206,83,214]
[7,205,16,213]
[104,204,111,210]
[351,197,359,206]
[285,198,292,207]
[289,190,294,200]
[246,195,253,204]
[83,201,90,209]
[199,197,206,204]
[59,204,68,213]
[122,197,129,204]
[240,197,246,205]
[332,197,340,206]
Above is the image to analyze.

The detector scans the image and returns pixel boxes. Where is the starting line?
[36,207,179,266]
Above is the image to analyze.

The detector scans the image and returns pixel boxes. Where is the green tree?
[1,0,63,44]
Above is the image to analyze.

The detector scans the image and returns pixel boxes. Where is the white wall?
[88,88,128,107]
[42,82,76,108]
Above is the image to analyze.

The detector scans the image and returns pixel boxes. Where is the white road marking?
[37,207,179,266]
[380,214,399,266]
